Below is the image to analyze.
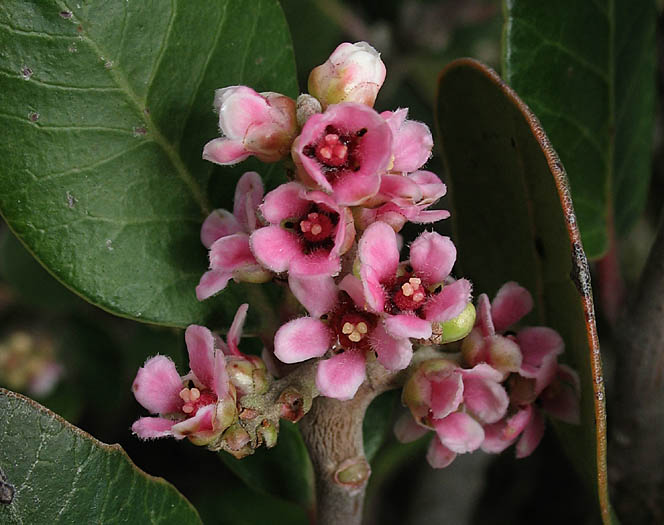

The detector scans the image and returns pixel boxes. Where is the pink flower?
[400,358,509,468]
[308,42,386,109]
[380,109,433,174]
[354,171,450,232]
[357,222,472,340]
[197,172,271,300]
[249,182,355,277]
[291,102,393,205]
[203,86,297,165]
[131,325,237,446]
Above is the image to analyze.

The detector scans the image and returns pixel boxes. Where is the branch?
[610,213,664,523]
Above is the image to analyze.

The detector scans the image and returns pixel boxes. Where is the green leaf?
[220,420,314,507]
[0,388,201,524]
[503,0,656,257]
[0,0,297,328]
[363,390,399,462]
[436,59,612,523]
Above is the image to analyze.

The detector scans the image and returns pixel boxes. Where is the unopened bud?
[226,356,270,396]
[222,423,252,454]
[257,419,279,449]
[308,42,386,109]
[431,303,476,344]
[296,94,322,127]
[278,387,309,422]
[402,359,457,427]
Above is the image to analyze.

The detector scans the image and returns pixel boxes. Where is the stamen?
[182,403,194,414]
[342,322,354,334]
[311,224,322,235]
[356,322,368,334]
[402,283,414,297]
[348,332,362,342]
[179,388,191,402]
[189,387,201,401]
[319,147,332,159]
[413,292,425,302]
[410,277,422,286]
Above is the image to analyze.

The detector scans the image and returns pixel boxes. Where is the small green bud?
[432,303,476,344]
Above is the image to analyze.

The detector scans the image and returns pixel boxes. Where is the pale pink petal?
[233,171,264,232]
[388,116,433,173]
[171,403,216,439]
[481,405,533,453]
[461,366,509,424]
[316,349,366,400]
[200,209,242,249]
[202,137,250,166]
[409,232,456,285]
[227,303,248,355]
[408,170,446,203]
[426,437,457,469]
[332,171,381,206]
[410,209,451,224]
[250,226,302,273]
[216,86,271,138]
[209,233,256,271]
[515,409,546,458]
[476,293,494,337]
[132,355,183,414]
[433,412,485,454]
[274,317,332,363]
[196,270,232,301]
[491,281,533,331]
[338,274,367,310]
[132,417,176,439]
[185,325,216,389]
[518,327,564,377]
[394,413,429,443]
[384,314,432,340]
[424,279,472,323]
[213,349,231,400]
[429,371,464,420]
[370,323,413,371]
[289,250,341,277]
[358,221,399,283]
[379,174,423,205]
[541,364,581,424]
[360,265,387,313]
[288,274,338,317]
[260,182,310,224]
[487,335,523,375]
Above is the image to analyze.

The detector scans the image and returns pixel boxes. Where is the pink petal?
[476,293,495,337]
[540,364,581,424]
[426,437,457,469]
[360,265,387,313]
[274,317,332,363]
[433,412,485,454]
[202,137,250,166]
[394,413,429,443]
[409,232,456,285]
[227,303,248,355]
[424,279,472,323]
[289,250,341,277]
[209,233,256,271]
[491,281,533,331]
[233,171,264,232]
[481,406,533,453]
[332,171,381,206]
[487,335,523,375]
[200,209,242,249]
[338,274,367,310]
[260,182,310,224]
[288,274,338,317]
[171,403,216,439]
[408,170,447,203]
[132,355,183,414]
[250,226,302,273]
[429,371,464,420]
[132,417,176,439]
[410,209,451,224]
[216,86,271,138]
[185,325,216,389]
[384,314,432,340]
[196,270,232,301]
[461,365,509,424]
[515,409,546,458]
[517,327,564,376]
[213,348,231,400]
[370,323,413,371]
[358,221,399,283]
[316,349,367,400]
[388,116,433,173]
[379,173,423,205]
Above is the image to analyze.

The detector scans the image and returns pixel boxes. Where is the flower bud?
[226,355,270,396]
[402,358,458,427]
[431,302,476,344]
[296,94,322,127]
[221,423,252,458]
[308,42,386,109]
[203,86,297,166]
[257,419,279,449]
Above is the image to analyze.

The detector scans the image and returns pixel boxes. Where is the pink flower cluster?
[197,42,468,401]
[395,282,580,469]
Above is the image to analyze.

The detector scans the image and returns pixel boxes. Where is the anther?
[357,322,368,334]
[342,322,354,334]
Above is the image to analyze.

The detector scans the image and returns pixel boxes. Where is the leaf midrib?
[57,0,211,216]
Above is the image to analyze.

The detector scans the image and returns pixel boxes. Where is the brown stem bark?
[611,214,664,523]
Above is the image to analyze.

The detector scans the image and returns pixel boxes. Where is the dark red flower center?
[385,273,431,316]
[179,387,216,417]
[303,125,366,182]
[328,294,377,352]
[299,212,334,243]
[315,133,349,167]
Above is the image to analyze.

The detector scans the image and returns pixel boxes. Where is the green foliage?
[0,388,201,524]
[436,59,611,522]
[0,0,297,328]
[503,0,656,257]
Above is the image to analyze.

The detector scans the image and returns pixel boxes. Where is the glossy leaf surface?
[503,0,655,257]
[0,0,297,327]
[436,59,611,523]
